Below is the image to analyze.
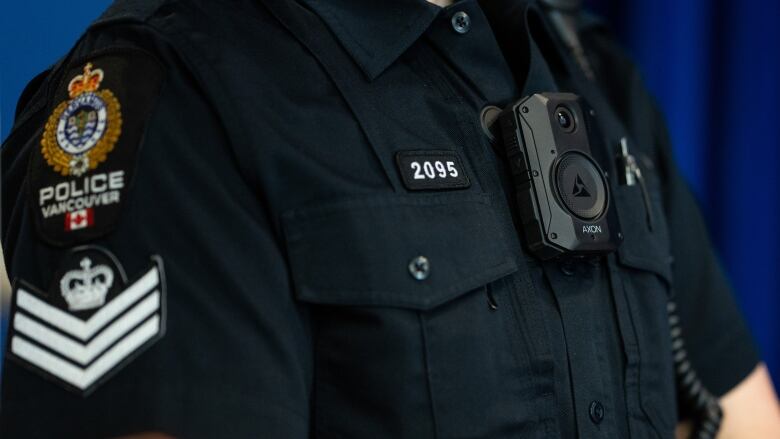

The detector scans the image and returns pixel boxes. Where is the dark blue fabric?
[2,0,777,387]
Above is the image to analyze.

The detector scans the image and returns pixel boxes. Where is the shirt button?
[589,401,605,424]
[451,11,471,34]
[559,260,576,276]
[409,255,431,280]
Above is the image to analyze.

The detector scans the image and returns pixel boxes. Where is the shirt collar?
[297,0,442,80]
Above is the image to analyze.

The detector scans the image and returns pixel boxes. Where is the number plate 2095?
[395,150,471,191]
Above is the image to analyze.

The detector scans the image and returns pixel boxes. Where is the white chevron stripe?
[15,266,159,341]
[13,291,161,366]
[11,314,161,391]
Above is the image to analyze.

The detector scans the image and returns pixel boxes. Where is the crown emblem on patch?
[41,62,122,177]
[67,63,105,98]
[59,257,115,311]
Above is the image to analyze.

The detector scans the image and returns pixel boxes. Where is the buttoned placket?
[422,3,627,437]
[423,2,571,436]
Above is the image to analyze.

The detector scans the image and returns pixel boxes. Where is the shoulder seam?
[90,0,172,29]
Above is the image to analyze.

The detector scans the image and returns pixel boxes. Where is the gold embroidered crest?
[41,63,122,176]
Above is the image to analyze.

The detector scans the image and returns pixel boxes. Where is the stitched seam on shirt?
[282,193,492,226]
[141,13,284,234]
[313,0,435,72]
[297,259,518,309]
[618,268,668,439]
[418,312,440,439]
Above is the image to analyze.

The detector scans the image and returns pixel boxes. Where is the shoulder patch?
[5,246,166,396]
[28,48,163,246]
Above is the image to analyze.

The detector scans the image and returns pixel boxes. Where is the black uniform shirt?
[0,0,760,438]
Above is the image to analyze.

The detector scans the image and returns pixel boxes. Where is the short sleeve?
[1,22,311,438]
[580,19,761,399]
[655,106,760,397]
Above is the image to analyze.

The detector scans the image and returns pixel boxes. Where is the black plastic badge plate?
[396,150,471,191]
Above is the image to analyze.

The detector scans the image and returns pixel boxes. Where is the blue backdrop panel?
[2,0,779,387]
[711,0,780,377]
[1,1,113,138]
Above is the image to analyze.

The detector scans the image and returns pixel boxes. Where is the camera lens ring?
[554,151,608,220]
[555,106,576,133]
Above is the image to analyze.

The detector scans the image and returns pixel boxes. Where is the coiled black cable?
[667,300,723,439]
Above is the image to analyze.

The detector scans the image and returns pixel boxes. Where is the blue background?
[2,1,779,384]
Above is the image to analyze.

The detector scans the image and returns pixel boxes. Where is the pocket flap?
[281,193,519,310]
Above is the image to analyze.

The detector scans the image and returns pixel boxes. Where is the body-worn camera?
[498,92,622,260]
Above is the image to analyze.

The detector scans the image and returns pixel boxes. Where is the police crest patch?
[28,49,163,246]
[5,247,166,396]
[41,63,122,177]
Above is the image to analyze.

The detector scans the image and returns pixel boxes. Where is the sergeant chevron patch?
[6,247,165,396]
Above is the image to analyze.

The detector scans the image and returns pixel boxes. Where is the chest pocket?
[282,193,517,309]
[610,153,677,437]
[282,193,554,439]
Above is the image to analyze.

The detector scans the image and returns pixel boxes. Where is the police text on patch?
[39,170,124,218]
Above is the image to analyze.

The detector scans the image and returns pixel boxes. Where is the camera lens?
[557,111,571,128]
[555,106,575,133]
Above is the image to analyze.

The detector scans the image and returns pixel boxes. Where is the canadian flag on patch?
[65,208,94,231]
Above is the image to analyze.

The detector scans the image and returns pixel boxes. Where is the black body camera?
[498,92,622,259]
